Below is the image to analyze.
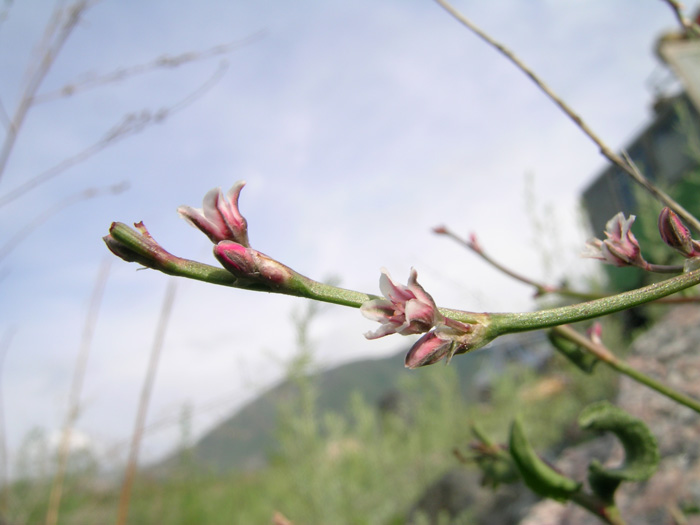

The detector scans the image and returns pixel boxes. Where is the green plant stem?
[484,267,700,336]
[644,262,684,274]
[554,325,700,414]
[298,278,375,308]
[107,222,377,307]
[108,222,700,333]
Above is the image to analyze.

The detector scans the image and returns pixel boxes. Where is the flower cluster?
[178,181,297,288]
[582,212,646,268]
[361,268,442,339]
[361,269,473,368]
[583,208,700,272]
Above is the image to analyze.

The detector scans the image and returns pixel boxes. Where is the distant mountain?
[162,332,548,474]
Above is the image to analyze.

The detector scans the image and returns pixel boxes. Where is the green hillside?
[169,334,544,474]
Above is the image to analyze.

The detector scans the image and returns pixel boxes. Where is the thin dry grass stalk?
[45,257,111,525]
[0,62,225,209]
[116,279,177,525]
[0,1,92,186]
[0,2,259,207]
[434,0,700,233]
[32,31,265,105]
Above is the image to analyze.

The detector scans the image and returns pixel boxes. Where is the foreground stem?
[554,325,700,414]
[484,267,700,336]
[108,222,700,336]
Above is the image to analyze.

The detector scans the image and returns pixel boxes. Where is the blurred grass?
[3,332,620,524]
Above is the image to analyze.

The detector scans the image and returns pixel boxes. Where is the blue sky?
[0,1,694,469]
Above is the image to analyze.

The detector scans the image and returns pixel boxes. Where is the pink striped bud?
[658,207,700,257]
[214,241,294,287]
[404,331,456,369]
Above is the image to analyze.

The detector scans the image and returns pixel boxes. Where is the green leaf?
[469,425,519,488]
[508,418,581,501]
[547,330,598,373]
[578,401,659,503]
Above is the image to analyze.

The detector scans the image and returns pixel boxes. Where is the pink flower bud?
[404,321,476,368]
[213,241,256,275]
[582,212,645,268]
[658,207,700,257]
[178,181,250,246]
[214,241,294,286]
[404,331,456,368]
[361,268,443,339]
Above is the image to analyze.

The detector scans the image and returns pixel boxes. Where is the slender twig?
[45,258,111,525]
[0,1,91,186]
[0,63,226,208]
[436,226,593,298]
[0,182,127,262]
[435,225,699,303]
[643,262,685,273]
[433,0,700,233]
[116,279,177,525]
[661,0,700,38]
[32,31,265,105]
[553,324,700,414]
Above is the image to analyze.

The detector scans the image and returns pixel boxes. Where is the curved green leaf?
[509,418,581,501]
[547,329,598,373]
[578,401,659,502]
[470,425,519,488]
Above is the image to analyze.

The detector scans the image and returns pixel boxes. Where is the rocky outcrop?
[521,306,700,524]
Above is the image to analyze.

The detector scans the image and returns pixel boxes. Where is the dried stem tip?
[103,222,176,269]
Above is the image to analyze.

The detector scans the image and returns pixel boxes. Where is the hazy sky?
[0,0,694,469]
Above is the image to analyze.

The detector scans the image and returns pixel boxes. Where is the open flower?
[582,212,645,268]
[361,268,443,339]
[178,181,250,247]
[361,268,482,368]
